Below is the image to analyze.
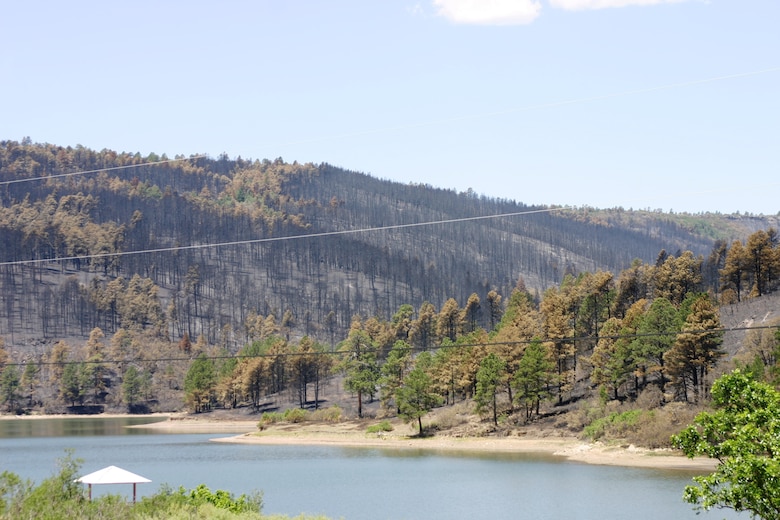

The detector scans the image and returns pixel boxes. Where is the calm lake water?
[0,417,744,520]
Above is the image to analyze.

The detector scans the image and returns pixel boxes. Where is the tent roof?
[76,465,151,485]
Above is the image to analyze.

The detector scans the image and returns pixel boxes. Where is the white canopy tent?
[76,465,151,503]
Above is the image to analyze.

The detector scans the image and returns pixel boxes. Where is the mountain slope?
[0,140,775,350]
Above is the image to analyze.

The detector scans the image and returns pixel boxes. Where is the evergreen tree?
[0,339,7,367]
[633,297,679,393]
[475,353,506,426]
[379,340,412,414]
[47,341,70,386]
[486,289,503,331]
[436,298,462,343]
[589,317,631,400]
[0,365,21,412]
[541,285,575,404]
[289,336,318,408]
[82,327,106,402]
[665,295,724,403]
[745,229,779,297]
[652,251,702,306]
[719,239,748,302]
[122,365,143,409]
[613,259,651,318]
[184,353,216,413]
[397,352,442,435]
[339,328,379,418]
[576,270,614,338]
[513,339,554,420]
[410,302,437,352]
[390,304,415,341]
[59,363,86,406]
[462,293,481,333]
[20,362,39,408]
[491,289,542,405]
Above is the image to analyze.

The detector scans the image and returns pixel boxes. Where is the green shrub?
[283,408,308,423]
[310,405,343,423]
[180,484,262,514]
[366,421,394,434]
[258,408,311,428]
[583,409,643,441]
[258,411,284,428]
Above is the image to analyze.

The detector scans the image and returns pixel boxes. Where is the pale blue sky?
[2,1,778,214]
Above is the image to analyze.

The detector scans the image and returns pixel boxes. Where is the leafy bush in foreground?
[134,483,263,518]
[673,370,780,518]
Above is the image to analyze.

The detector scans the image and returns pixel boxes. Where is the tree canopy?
[672,370,780,519]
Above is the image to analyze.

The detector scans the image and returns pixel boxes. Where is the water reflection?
[0,416,168,438]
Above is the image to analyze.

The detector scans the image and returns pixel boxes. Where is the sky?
[1,0,778,215]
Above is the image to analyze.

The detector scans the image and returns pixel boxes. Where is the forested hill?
[0,139,776,349]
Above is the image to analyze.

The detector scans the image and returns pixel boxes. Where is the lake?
[0,417,744,519]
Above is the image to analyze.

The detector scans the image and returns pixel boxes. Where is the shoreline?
[214,432,715,471]
[209,423,717,472]
[1,413,716,471]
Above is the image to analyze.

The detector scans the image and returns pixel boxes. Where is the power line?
[0,206,568,268]
[0,154,210,187]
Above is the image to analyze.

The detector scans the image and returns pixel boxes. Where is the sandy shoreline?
[1,413,716,471]
[207,421,716,471]
[213,430,715,471]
